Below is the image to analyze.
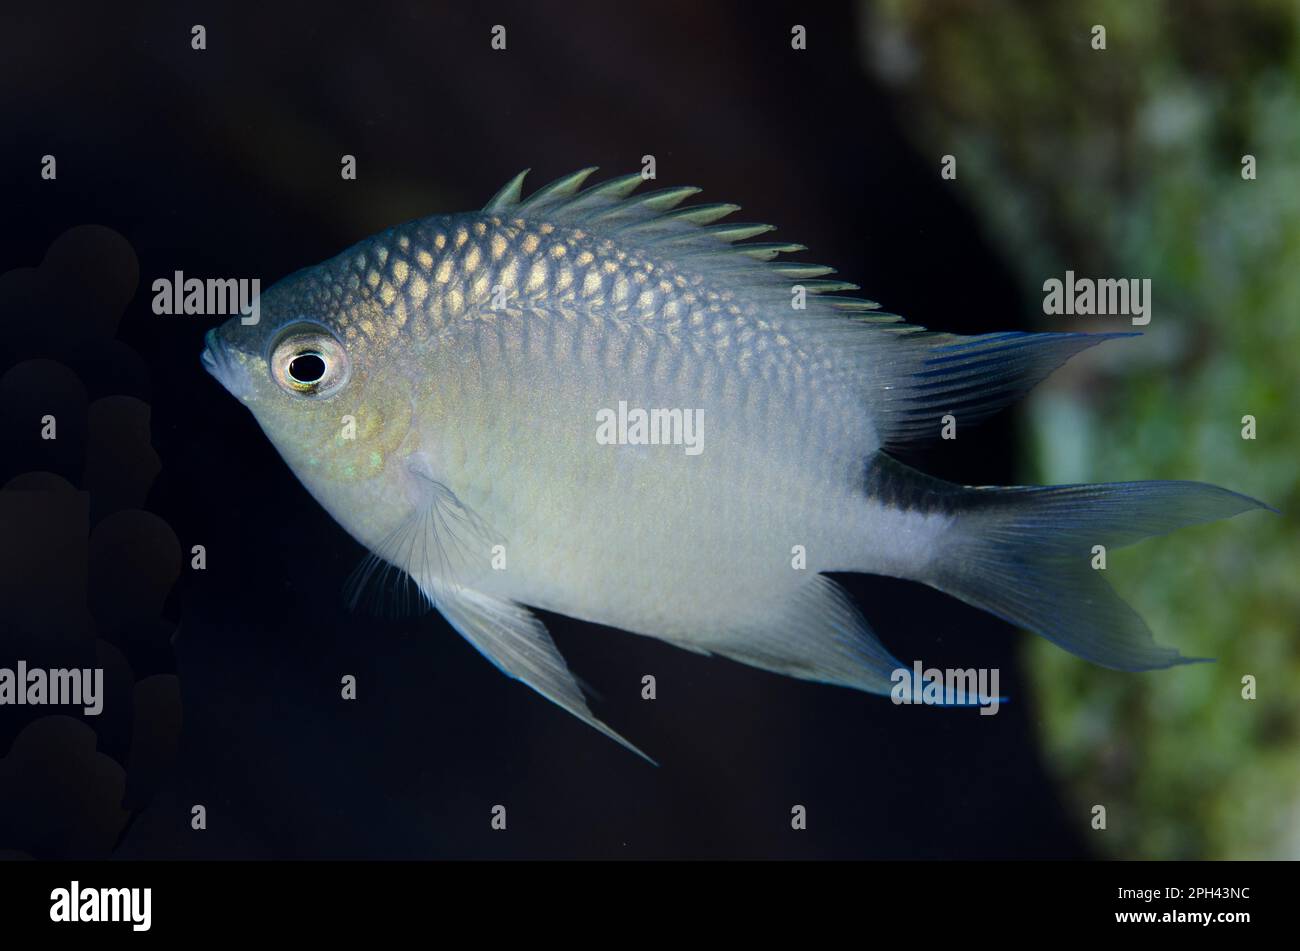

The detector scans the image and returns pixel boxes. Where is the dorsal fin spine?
[660,203,740,225]
[701,223,776,242]
[606,186,701,215]
[483,169,530,212]
[518,167,600,209]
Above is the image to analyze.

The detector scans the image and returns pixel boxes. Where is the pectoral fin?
[345,463,501,617]
[437,588,655,765]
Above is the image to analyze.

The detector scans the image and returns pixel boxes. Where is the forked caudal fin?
[918,473,1276,670]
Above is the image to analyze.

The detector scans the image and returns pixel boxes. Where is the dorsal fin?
[861,331,1139,451]
[481,168,852,294]
[479,169,1131,450]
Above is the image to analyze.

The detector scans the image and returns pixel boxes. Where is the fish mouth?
[198,329,217,371]
[201,328,228,383]
[202,327,256,401]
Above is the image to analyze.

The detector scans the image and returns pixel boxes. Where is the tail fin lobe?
[928,480,1271,670]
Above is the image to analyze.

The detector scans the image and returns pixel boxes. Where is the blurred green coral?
[865,0,1300,857]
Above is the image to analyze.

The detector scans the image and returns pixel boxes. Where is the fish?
[202,167,1271,761]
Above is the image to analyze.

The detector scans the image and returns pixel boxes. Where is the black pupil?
[288,352,326,385]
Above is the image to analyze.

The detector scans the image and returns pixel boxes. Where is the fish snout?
[201,327,246,398]
[200,327,224,375]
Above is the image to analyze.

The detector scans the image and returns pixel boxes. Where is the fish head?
[200,259,416,506]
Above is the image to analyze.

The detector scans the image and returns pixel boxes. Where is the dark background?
[1,0,1081,858]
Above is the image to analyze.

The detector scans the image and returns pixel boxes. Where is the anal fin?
[715,575,909,697]
[436,588,656,764]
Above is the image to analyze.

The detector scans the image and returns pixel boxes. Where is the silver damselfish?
[202,168,1271,761]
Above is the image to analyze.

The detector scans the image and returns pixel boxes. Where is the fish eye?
[270,326,349,397]
[288,352,326,385]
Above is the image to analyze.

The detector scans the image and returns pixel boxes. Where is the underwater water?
[1,1,1294,865]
